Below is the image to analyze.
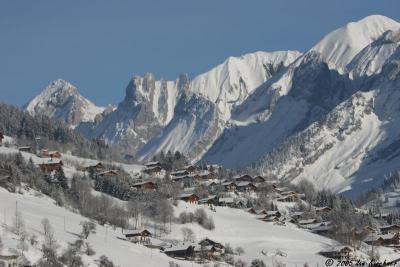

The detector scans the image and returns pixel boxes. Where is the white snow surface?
[311,15,400,72]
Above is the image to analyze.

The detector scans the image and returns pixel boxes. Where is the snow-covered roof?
[219,197,234,203]
[124,229,151,236]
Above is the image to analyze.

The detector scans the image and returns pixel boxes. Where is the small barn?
[124,229,152,244]
[18,146,32,153]
[131,181,156,192]
[253,176,266,183]
[319,246,353,260]
[179,193,199,204]
[39,160,63,173]
[163,244,195,259]
[379,224,400,235]
[84,162,105,173]
[98,170,119,177]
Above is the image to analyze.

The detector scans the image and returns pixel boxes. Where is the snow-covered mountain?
[311,15,400,72]
[202,15,400,195]
[25,79,105,127]
[76,50,301,159]
[25,15,400,196]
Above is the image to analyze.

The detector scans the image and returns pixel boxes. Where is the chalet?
[131,181,156,192]
[84,162,105,173]
[253,176,266,183]
[18,146,32,153]
[315,206,332,214]
[272,185,289,194]
[39,160,63,173]
[124,229,152,244]
[0,132,4,145]
[352,226,377,241]
[0,253,19,267]
[183,165,197,174]
[163,244,195,259]
[298,218,318,227]
[145,161,161,168]
[179,193,199,204]
[198,238,225,258]
[98,170,119,177]
[319,246,353,260]
[277,191,298,202]
[379,224,400,235]
[233,174,253,182]
[235,181,257,192]
[363,233,400,246]
[310,224,333,235]
[262,215,281,223]
[171,170,189,177]
[0,176,15,192]
[222,181,237,192]
[142,166,164,176]
[199,195,218,207]
[247,208,267,215]
[39,149,62,159]
[218,197,235,207]
[193,170,215,181]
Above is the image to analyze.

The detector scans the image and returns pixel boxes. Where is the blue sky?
[1,1,399,106]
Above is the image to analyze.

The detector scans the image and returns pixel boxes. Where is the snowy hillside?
[25,79,105,127]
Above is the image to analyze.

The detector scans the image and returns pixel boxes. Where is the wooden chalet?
[124,229,152,244]
[84,162,105,173]
[18,146,32,153]
[145,161,161,168]
[363,233,400,246]
[235,181,257,193]
[183,165,197,174]
[39,160,63,173]
[98,170,119,177]
[319,246,353,260]
[310,224,333,235]
[131,181,156,192]
[163,244,195,259]
[39,149,62,159]
[179,193,199,204]
[142,165,164,176]
[379,224,400,235]
[218,197,235,207]
[277,191,299,202]
[171,170,189,177]
[222,181,237,192]
[233,174,253,182]
[198,238,225,259]
[199,195,218,207]
[253,176,266,183]
[193,171,215,181]
[247,208,265,215]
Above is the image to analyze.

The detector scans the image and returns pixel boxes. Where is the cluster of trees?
[151,151,188,171]
[0,102,120,161]
[178,208,215,230]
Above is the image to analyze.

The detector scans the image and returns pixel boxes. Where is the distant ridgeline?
[0,102,119,161]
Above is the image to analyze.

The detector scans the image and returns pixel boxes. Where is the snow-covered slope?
[0,187,198,267]
[25,79,105,127]
[311,15,400,72]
